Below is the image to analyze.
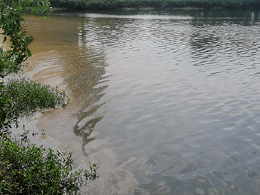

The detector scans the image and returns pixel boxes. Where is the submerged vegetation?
[0,0,97,194]
[50,0,260,10]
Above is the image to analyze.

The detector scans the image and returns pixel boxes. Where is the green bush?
[0,134,97,194]
[3,78,66,113]
[0,78,66,135]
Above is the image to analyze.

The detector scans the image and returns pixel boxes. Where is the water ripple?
[25,10,260,194]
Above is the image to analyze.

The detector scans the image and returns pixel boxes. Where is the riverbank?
[50,0,260,10]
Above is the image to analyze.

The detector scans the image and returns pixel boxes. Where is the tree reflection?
[189,9,260,63]
[63,18,110,154]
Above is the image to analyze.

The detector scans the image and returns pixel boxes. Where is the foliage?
[4,78,66,112]
[0,82,13,134]
[50,0,260,9]
[0,78,66,135]
[0,133,97,195]
[0,0,52,77]
[0,0,53,129]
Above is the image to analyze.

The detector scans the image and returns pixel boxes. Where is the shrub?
[3,78,66,113]
[0,133,97,195]
[0,78,66,135]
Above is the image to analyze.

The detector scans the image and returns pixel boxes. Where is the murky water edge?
[5,9,260,194]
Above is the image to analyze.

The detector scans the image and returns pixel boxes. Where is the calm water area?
[13,9,260,194]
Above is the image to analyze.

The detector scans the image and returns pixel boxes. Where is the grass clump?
[0,78,66,135]
[0,134,97,195]
[3,78,66,113]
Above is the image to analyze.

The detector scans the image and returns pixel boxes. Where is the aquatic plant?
[3,78,66,112]
[0,78,66,134]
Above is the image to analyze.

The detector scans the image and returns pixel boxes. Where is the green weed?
[0,133,97,195]
[0,78,66,135]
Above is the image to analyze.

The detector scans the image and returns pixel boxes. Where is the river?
[16,9,260,194]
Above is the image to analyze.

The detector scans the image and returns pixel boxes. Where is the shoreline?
[51,6,224,11]
[49,0,260,11]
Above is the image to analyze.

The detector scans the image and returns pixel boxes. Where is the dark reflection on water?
[24,9,260,194]
[64,39,108,152]
[60,24,108,154]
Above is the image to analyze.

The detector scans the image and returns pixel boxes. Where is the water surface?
[21,9,260,194]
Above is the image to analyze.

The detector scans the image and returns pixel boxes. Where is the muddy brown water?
[7,9,260,194]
